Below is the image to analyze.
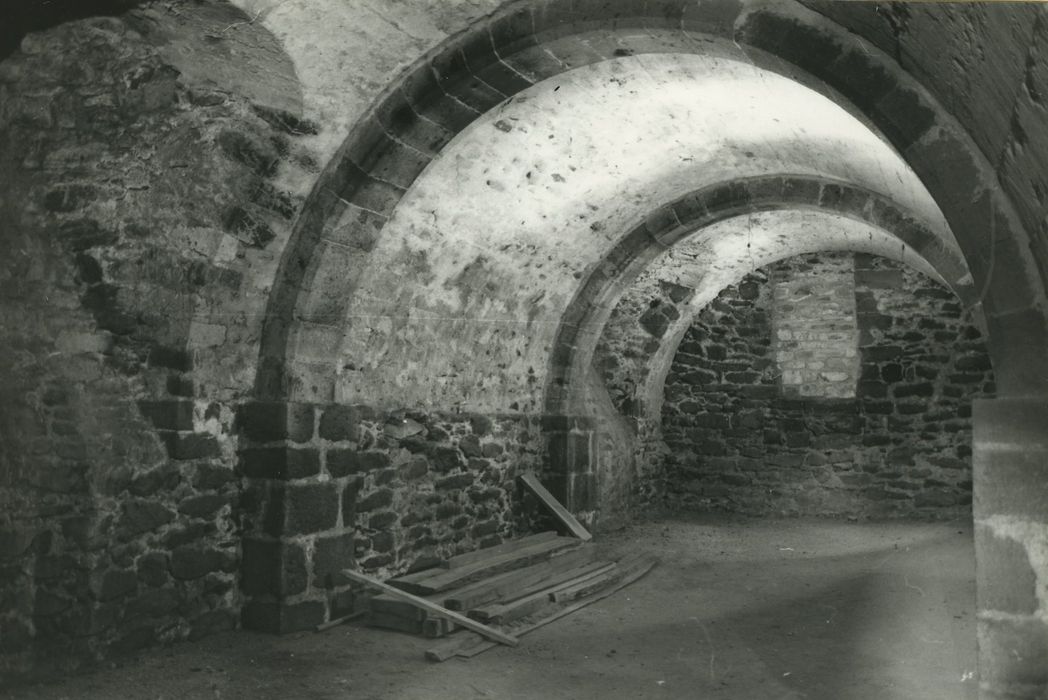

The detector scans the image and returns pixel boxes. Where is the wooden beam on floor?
[443,545,597,611]
[342,568,520,647]
[449,555,658,660]
[314,611,366,632]
[388,536,581,595]
[442,531,559,569]
[469,561,617,625]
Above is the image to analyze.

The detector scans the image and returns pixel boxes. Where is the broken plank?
[424,631,484,661]
[343,568,519,647]
[422,616,458,639]
[442,545,597,611]
[454,555,658,659]
[519,472,592,541]
[389,537,581,595]
[314,611,366,632]
[443,531,558,569]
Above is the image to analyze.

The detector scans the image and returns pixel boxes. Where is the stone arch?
[543,174,976,418]
[236,6,1048,686]
[254,0,1047,405]
[234,44,967,635]
[584,209,992,520]
[592,210,956,425]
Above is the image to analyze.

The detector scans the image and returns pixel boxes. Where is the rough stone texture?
[304,51,951,413]
[660,253,993,518]
[236,405,543,632]
[584,206,962,466]
[0,5,305,683]
[801,0,1048,303]
[1,0,1047,691]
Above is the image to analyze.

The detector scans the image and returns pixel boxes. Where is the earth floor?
[5,513,978,700]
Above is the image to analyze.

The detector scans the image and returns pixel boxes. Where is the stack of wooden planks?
[340,471,656,660]
[351,531,656,661]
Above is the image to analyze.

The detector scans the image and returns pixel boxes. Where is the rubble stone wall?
[661,253,994,518]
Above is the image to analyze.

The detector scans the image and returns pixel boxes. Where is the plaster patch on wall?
[772,254,860,398]
[980,514,1048,619]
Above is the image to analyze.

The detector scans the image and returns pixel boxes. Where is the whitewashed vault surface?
[329,52,957,413]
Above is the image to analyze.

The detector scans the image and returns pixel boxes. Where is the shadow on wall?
[0,2,308,682]
[1,0,143,60]
[657,253,993,518]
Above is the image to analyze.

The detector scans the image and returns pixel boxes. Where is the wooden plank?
[427,558,654,662]
[519,472,592,541]
[370,594,428,621]
[389,537,581,595]
[453,555,658,660]
[367,611,423,635]
[502,559,613,604]
[342,568,519,647]
[422,617,458,638]
[391,536,577,591]
[372,546,592,620]
[473,563,616,624]
[424,631,484,661]
[473,588,551,626]
[469,562,617,624]
[442,545,596,611]
[314,610,366,632]
[443,531,558,569]
[549,565,625,603]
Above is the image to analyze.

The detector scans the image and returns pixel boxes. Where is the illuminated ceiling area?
[329,50,961,414]
[594,208,949,422]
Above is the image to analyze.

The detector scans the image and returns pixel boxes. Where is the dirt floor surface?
[4,514,978,700]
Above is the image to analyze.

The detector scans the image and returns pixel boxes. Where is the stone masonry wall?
[0,6,306,683]
[662,253,994,518]
[236,403,543,633]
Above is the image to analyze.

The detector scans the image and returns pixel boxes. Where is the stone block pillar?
[541,415,599,518]
[236,401,355,633]
[973,398,1048,699]
[236,402,535,633]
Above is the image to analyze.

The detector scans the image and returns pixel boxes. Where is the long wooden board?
[426,556,657,662]
[519,473,592,541]
[549,565,626,603]
[468,561,616,624]
[367,610,423,635]
[454,555,658,659]
[342,568,519,647]
[443,545,597,611]
[506,560,615,605]
[389,536,581,595]
[369,593,429,621]
[443,531,558,569]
